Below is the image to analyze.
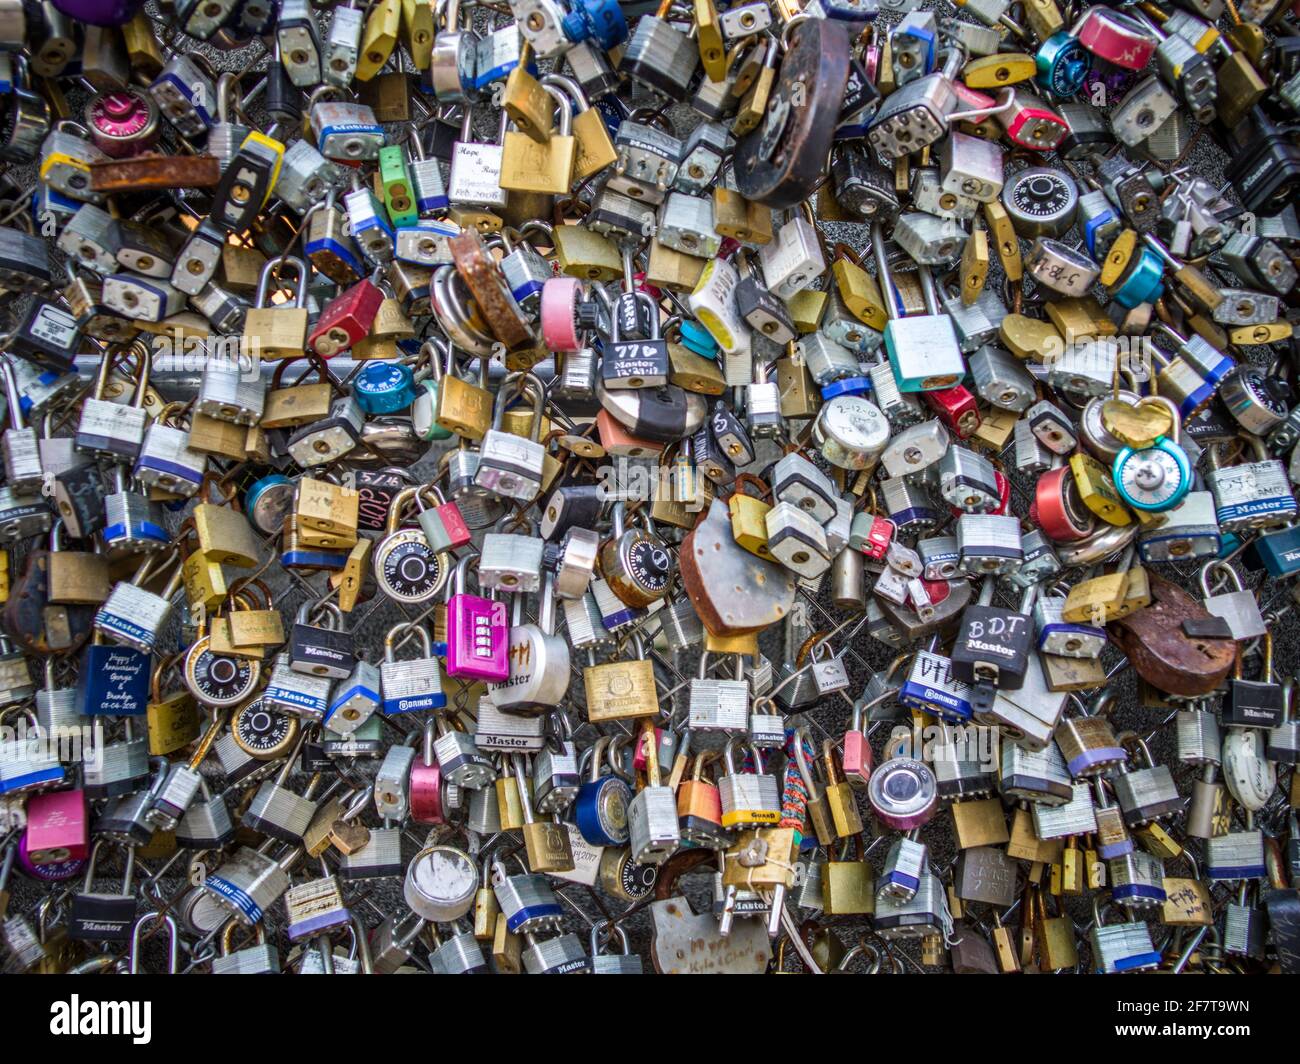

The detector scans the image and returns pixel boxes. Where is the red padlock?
[1034,465,1097,542]
[924,384,981,438]
[991,469,1011,515]
[999,90,1069,152]
[1074,7,1157,69]
[309,276,384,357]
[922,577,951,606]
[858,514,895,560]
[419,487,473,552]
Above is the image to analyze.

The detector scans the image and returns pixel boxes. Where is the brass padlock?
[243,256,310,361]
[262,358,336,429]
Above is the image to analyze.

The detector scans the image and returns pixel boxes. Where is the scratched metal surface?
[3,0,1295,974]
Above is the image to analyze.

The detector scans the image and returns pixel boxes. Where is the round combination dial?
[1003,167,1079,239]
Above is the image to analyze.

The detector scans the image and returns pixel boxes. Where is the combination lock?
[599,504,674,608]
[232,698,300,760]
[1114,438,1191,512]
[1002,167,1078,239]
[183,636,261,708]
[374,531,448,603]
[84,88,161,159]
[600,848,658,901]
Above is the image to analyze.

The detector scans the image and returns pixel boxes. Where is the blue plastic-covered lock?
[1243,526,1300,578]
[77,642,151,716]
[821,376,872,400]
[561,0,628,51]
[678,318,719,359]
[355,361,415,414]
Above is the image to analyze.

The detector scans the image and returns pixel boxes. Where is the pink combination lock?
[22,789,89,864]
[1074,7,1156,69]
[540,276,584,351]
[444,556,509,682]
[85,87,161,158]
[409,722,445,824]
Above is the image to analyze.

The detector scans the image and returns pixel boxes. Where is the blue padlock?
[355,361,415,414]
[574,738,632,847]
[678,318,719,359]
[77,642,151,717]
[562,0,628,51]
[1035,33,1091,98]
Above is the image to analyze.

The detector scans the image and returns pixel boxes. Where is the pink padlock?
[22,789,89,864]
[631,727,669,773]
[444,556,509,682]
[841,704,873,791]
[949,82,996,125]
[540,276,584,352]
[409,720,445,825]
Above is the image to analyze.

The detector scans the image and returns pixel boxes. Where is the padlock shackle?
[129,911,179,974]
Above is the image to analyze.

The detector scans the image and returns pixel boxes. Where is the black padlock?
[538,482,604,541]
[350,468,410,533]
[9,301,81,373]
[950,583,1035,712]
[52,463,107,540]
[68,842,137,942]
[1222,106,1300,216]
[289,600,356,680]
[1222,633,1286,729]
[733,18,849,209]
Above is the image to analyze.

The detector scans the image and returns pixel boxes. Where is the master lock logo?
[49,996,152,1044]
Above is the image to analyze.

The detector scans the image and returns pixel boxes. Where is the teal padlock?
[678,318,719,359]
[1113,397,1191,513]
[1110,245,1164,309]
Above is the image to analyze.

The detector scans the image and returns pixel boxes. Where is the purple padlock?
[444,557,509,683]
[16,829,87,882]
[52,0,145,27]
